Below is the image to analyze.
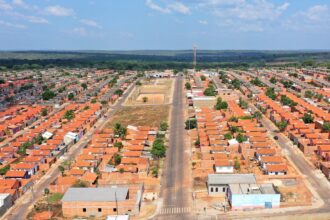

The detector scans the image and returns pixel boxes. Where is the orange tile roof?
[5,170,27,178]
[261,156,283,163]
[266,164,288,172]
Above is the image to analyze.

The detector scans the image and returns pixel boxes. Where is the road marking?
[159,207,191,215]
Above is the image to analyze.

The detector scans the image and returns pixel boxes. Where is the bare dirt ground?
[108,105,170,127]
[124,78,174,106]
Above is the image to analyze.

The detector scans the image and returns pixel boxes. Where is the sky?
[0,0,329,50]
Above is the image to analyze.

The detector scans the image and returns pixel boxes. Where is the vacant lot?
[108,105,170,127]
[124,78,173,106]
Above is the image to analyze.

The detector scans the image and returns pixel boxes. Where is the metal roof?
[62,187,128,202]
[208,174,256,185]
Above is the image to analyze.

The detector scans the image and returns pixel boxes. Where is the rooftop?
[62,187,128,202]
[208,174,256,185]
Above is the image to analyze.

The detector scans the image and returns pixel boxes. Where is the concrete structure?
[207,174,280,210]
[229,183,280,210]
[0,194,12,216]
[207,174,256,195]
[62,186,143,218]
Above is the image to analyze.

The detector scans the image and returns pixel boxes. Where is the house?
[61,186,143,218]
[265,164,288,175]
[5,170,30,179]
[214,159,234,173]
[260,156,283,169]
[11,163,38,176]
[207,174,256,195]
[255,148,276,161]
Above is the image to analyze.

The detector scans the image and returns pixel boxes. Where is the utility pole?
[115,191,119,215]
[193,45,197,70]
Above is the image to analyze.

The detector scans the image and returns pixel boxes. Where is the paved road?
[156,76,192,219]
[2,81,136,220]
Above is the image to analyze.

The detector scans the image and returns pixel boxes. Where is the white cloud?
[145,0,190,14]
[198,20,208,25]
[299,5,329,22]
[145,0,170,13]
[205,0,290,32]
[283,5,330,31]
[0,19,25,29]
[9,11,48,24]
[12,0,27,8]
[72,27,88,36]
[213,0,289,21]
[199,0,244,7]
[80,19,102,29]
[168,2,190,14]
[45,5,74,17]
[0,0,12,11]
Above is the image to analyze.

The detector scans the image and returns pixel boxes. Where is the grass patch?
[47,193,63,203]
[109,105,170,127]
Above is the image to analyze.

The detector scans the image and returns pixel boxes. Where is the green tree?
[322,122,330,132]
[204,84,216,96]
[63,110,75,120]
[229,116,238,122]
[151,166,159,177]
[302,113,314,124]
[114,123,127,137]
[224,133,232,140]
[215,97,228,110]
[143,96,148,103]
[230,126,241,133]
[81,83,87,90]
[185,82,191,90]
[265,88,276,100]
[41,108,48,116]
[68,92,75,100]
[114,89,124,96]
[151,138,166,158]
[44,188,50,195]
[185,118,197,129]
[0,165,10,175]
[236,133,247,143]
[276,121,288,131]
[250,77,264,87]
[200,75,206,81]
[231,79,241,89]
[238,97,248,109]
[160,121,169,131]
[270,77,277,84]
[58,165,65,176]
[17,142,32,155]
[42,89,56,100]
[280,95,297,107]
[114,142,123,151]
[315,93,324,102]
[304,90,314,99]
[0,78,5,84]
[253,111,262,120]
[114,153,122,165]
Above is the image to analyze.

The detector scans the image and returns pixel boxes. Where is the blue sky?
[0,0,329,50]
